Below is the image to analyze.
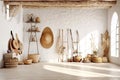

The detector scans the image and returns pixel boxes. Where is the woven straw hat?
[40,27,54,48]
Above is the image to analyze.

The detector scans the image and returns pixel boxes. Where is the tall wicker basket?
[3,53,18,68]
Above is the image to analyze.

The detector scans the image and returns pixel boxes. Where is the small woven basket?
[92,57,102,63]
[102,57,108,63]
[28,54,40,63]
[24,59,32,65]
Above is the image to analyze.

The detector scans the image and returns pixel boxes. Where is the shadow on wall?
[79,30,100,57]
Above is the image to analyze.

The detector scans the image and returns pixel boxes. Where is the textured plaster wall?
[0,1,23,67]
[23,7,108,62]
[108,0,120,65]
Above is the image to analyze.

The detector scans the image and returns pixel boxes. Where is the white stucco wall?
[0,1,23,67]
[0,0,119,67]
[23,8,108,62]
[108,0,120,65]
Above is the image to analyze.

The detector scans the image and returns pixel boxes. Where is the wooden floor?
[0,62,120,80]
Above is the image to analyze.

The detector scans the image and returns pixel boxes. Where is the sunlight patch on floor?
[44,65,120,77]
[53,62,120,72]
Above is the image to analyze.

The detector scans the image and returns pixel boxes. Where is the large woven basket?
[4,58,18,68]
[28,54,40,63]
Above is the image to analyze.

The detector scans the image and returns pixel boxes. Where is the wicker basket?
[4,58,18,68]
[92,57,102,63]
[24,59,32,65]
[28,54,40,63]
[102,57,108,63]
[4,62,18,68]
[4,58,18,62]
[73,55,82,62]
[82,58,91,63]
[67,58,73,62]
[18,61,24,65]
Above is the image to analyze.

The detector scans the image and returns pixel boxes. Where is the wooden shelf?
[30,41,37,42]
[26,21,40,23]
[26,21,40,55]
[27,30,40,32]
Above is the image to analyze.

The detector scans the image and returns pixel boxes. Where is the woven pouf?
[73,55,82,62]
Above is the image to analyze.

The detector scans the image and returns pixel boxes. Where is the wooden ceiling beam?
[4,0,116,8]
[3,0,117,1]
